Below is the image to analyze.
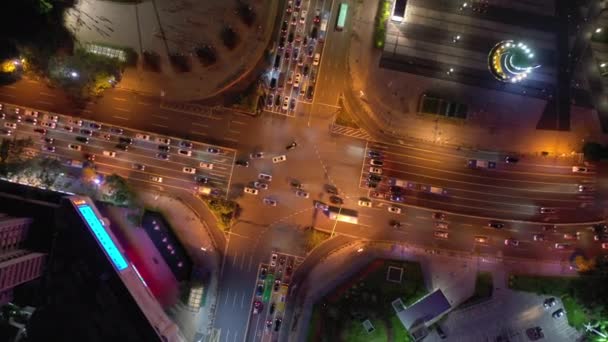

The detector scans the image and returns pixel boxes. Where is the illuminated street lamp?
[446,67,454,76]
[356,247,364,253]
[596,27,603,34]
[70,71,79,78]
[452,35,461,43]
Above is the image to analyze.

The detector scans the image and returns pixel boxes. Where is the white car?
[300,9,307,23]
[263,198,278,206]
[67,119,83,126]
[572,166,589,173]
[388,206,401,214]
[199,162,214,170]
[273,155,287,163]
[282,97,290,111]
[68,144,82,151]
[4,122,17,129]
[540,207,556,214]
[178,149,192,156]
[244,187,259,195]
[270,253,278,267]
[369,167,383,175]
[136,133,151,141]
[156,137,171,145]
[259,173,272,181]
[40,121,56,129]
[24,110,39,118]
[182,167,196,174]
[250,152,264,159]
[102,151,116,157]
[357,199,372,207]
[294,73,301,88]
[313,53,320,66]
[151,176,163,183]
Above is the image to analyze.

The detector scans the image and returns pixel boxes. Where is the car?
[286,264,293,275]
[101,151,116,158]
[267,93,275,106]
[273,279,281,292]
[554,243,570,249]
[297,56,304,66]
[263,198,278,206]
[330,196,343,205]
[563,232,580,240]
[369,167,383,175]
[313,53,320,66]
[366,181,378,188]
[158,145,170,152]
[148,176,162,183]
[505,156,519,163]
[195,176,209,184]
[199,162,213,170]
[244,187,259,195]
[540,207,556,214]
[434,231,449,239]
[253,300,263,315]
[273,155,287,163]
[265,319,273,330]
[24,118,37,125]
[41,145,55,152]
[388,206,402,214]
[178,149,192,156]
[313,9,321,24]
[40,121,56,129]
[368,174,382,182]
[156,153,169,160]
[370,159,383,167]
[602,243,608,249]
[284,50,290,60]
[542,225,557,233]
[85,153,96,161]
[43,114,59,122]
[75,136,89,144]
[33,128,47,135]
[278,37,286,49]
[432,212,446,220]
[182,167,196,174]
[578,184,594,192]
[89,122,102,130]
[13,108,20,114]
[488,221,504,229]
[116,144,129,151]
[295,190,309,198]
[358,199,372,207]
[179,141,193,149]
[207,147,221,154]
[156,137,171,145]
[67,119,83,126]
[274,318,282,332]
[474,236,489,243]
[281,20,288,32]
[299,9,307,23]
[136,133,151,141]
[504,238,520,246]
[41,137,54,144]
[259,173,272,181]
[294,72,301,85]
[293,47,300,60]
[543,297,557,309]
[436,325,447,339]
[282,97,289,111]
[275,94,282,107]
[315,202,329,211]
[306,85,314,100]
[80,129,92,136]
[269,302,276,314]
[307,44,315,57]
[63,126,73,132]
[68,144,82,151]
[119,137,133,145]
[256,283,264,296]
[132,164,146,171]
[552,309,565,319]
[4,122,17,129]
[286,141,298,150]
[533,234,545,241]
[594,234,608,241]
[235,160,249,167]
[259,267,268,280]
[11,115,21,122]
[572,166,589,173]
[250,152,264,159]
[110,128,124,135]
[101,134,112,141]
[286,4,292,13]
[270,253,278,267]
[435,222,449,230]
[24,110,39,118]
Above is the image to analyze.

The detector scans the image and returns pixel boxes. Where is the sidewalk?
[288,239,579,342]
[138,191,221,342]
[345,0,605,155]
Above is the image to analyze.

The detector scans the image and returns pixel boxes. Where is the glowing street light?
[356,247,364,253]
[596,27,603,34]
[601,63,607,68]
[70,71,79,78]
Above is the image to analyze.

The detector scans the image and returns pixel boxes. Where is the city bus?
[328,207,358,224]
[336,3,348,31]
[392,0,407,22]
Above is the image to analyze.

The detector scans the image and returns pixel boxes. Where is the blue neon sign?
[77,205,128,271]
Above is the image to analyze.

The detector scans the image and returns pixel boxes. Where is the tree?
[583,142,606,161]
[574,255,596,273]
[195,45,217,66]
[81,167,97,183]
[101,174,135,206]
[221,27,239,50]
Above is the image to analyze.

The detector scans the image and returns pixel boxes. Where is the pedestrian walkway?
[329,123,374,141]
[345,0,605,155]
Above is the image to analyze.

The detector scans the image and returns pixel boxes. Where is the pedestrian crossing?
[330,124,374,141]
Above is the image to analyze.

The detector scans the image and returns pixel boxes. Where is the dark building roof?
[395,289,451,331]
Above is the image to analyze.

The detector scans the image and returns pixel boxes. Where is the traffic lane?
[369,142,586,173]
[0,79,75,113]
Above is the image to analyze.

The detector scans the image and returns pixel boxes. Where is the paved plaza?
[65,0,277,101]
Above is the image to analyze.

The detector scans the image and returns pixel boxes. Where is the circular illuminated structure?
[488,40,540,83]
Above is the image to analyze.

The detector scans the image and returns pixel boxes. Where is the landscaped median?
[200,197,237,232]
[373,0,391,49]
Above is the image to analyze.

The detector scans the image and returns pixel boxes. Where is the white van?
[102,151,116,157]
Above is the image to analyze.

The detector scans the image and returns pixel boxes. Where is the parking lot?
[264,0,332,117]
[429,292,581,341]
[247,252,303,341]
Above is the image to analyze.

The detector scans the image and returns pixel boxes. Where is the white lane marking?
[113,116,129,120]
[233,252,238,267]
[231,120,246,125]
[225,137,239,142]
[240,253,246,270]
[248,255,254,272]
[0,93,16,98]
[232,292,238,308]
[152,114,168,120]
[39,92,54,97]
[224,289,230,306]
[114,107,130,112]
[241,292,246,309]
[229,129,240,134]
[152,123,168,128]
[191,131,208,136]
[36,100,53,105]
[193,122,209,127]
[137,101,152,106]
[113,97,127,101]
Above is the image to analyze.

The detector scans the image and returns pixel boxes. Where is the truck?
[389,178,408,187]
[328,207,358,224]
[467,159,496,169]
